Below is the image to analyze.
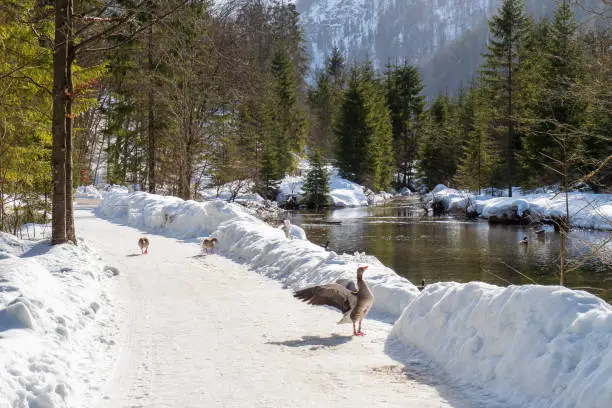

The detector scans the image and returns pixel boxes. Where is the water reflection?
[290,198,612,302]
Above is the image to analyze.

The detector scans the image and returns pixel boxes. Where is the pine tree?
[481,0,529,197]
[258,141,281,201]
[270,46,306,175]
[454,85,499,193]
[301,150,331,209]
[308,71,334,155]
[418,95,461,189]
[520,1,587,187]
[308,47,346,157]
[385,61,425,188]
[248,89,283,201]
[334,62,394,191]
[326,46,346,89]
[579,30,612,191]
[335,68,368,182]
[257,101,282,200]
[361,75,394,191]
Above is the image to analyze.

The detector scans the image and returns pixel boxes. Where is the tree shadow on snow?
[383,337,511,408]
[20,240,53,258]
[0,308,27,333]
[267,334,352,349]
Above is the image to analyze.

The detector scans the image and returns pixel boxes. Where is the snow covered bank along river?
[97,190,612,408]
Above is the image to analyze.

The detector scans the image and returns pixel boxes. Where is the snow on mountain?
[296,0,600,95]
[299,0,496,70]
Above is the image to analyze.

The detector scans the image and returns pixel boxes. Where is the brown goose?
[335,278,358,293]
[294,266,373,336]
[202,237,219,254]
[138,237,149,254]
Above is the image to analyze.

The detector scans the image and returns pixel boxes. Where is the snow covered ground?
[74,185,103,200]
[426,185,612,230]
[77,205,483,408]
[278,161,392,207]
[97,191,421,317]
[95,189,612,408]
[393,283,612,408]
[0,231,118,407]
[5,187,609,406]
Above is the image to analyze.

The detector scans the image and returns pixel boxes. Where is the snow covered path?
[76,206,484,408]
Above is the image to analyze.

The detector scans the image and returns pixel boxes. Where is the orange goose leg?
[356,320,365,336]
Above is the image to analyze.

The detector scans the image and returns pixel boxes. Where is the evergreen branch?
[77,1,191,55]
[575,154,612,184]
[12,74,52,96]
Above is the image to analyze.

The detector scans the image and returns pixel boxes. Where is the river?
[289,197,612,302]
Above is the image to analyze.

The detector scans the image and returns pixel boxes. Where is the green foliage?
[417,95,461,189]
[335,62,394,191]
[454,85,500,193]
[335,69,368,183]
[384,61,425,188]
[480,0,530,195]
[257,132,282,201]
[271,46,307,175]
[308,47,346,157]
[244,89,283,200]
[0,1,55,231]
[301,150,330,209]
[520,1,587,187]
[361,74,395,191]
[514,1,612,193]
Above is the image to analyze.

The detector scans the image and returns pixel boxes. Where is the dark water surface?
[289,197,612,302]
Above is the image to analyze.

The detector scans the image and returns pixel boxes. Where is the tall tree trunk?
[560,145,570,286]
[147,21,156,193]
[66,6,76,243]
[507,38,514,198]
[51,0,69,244]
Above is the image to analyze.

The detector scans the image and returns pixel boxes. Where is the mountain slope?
[296,0,603,96]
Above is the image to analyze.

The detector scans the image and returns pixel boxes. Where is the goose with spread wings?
[293,266,373,336]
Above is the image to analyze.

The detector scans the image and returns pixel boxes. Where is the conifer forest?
[0,0,610,243]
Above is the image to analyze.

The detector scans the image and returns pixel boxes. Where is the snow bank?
[98,191,420,317]
[199,180,263,203]
[391,282,612,408]
[426,185,612,230]
[74,185,103,200]
[278,161,390,207]
[277,222,308,240]
[196,161,392,208]
[98,191,252,238]
[98,190,612,406]
[0,232,117,407]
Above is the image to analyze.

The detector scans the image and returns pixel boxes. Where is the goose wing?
[293,283,357,314]
[335,278,358,293]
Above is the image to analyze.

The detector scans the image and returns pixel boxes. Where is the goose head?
[356,265,368,279]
